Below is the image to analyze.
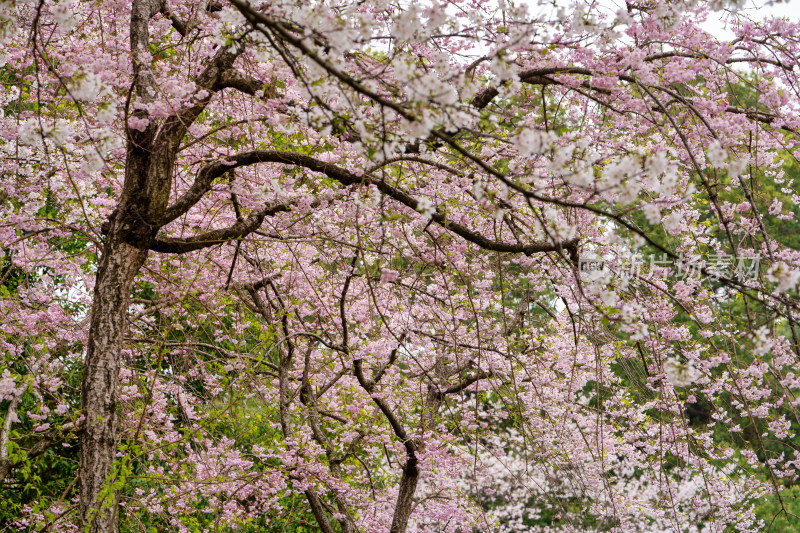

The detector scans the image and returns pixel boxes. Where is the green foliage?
[752,486,800,532]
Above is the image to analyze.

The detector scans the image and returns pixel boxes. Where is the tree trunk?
[390,457,420,533]
[79,235,147,533]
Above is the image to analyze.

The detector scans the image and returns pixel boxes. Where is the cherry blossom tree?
[2,0,800,531]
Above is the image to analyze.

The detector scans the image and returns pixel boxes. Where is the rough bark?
[77,1,243,527]
[390,457,420,533]
[79,236,147,532]
[78,26,161,524]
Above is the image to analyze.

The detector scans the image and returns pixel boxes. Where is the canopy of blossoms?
[1,0,800,532]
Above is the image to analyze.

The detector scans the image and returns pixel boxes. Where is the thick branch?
[726,105,796,133]
[212,69,279,97]
[130,0,164,101]
[152,45,245,158]
[162,150,577,256]
[442,369,493,396]
[470,66,593,109]
[305,490,337,533]
[160,4,187,36]
[150,200,293,253]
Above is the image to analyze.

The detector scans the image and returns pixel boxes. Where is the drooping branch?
[353,362,413,454]
[229,0,416,122]
[372,340,404,386]
[160,160,247,225]
[159,150,578,256]
[473,51,796,112]
[242,284,344,533]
